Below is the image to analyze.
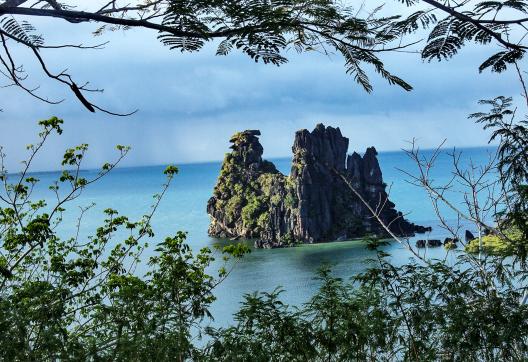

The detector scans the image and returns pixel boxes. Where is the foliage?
[85,232,223,361]
[206,251,528,361]
[164,1,392,80]
[470,96,528,256]
[0,0,426,112]
[283,191,297,209]
[444,240,457,250]
[399,0,528,74]
[206,267,397,361]
[241,194,266,230]
[2,1,528,112]
[225,192,244,224]
[0,118,249,360]
[465,227,524,255]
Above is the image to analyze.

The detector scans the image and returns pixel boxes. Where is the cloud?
[0,10,522,172]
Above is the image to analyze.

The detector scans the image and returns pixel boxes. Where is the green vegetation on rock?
[241,195,266,230]
[444,241,457,250]
[465,228,525,255]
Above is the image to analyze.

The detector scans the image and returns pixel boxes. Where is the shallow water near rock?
[24,146,495,327]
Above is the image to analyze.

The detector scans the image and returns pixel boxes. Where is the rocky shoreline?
[207,124,430,248]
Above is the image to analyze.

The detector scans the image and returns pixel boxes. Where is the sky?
[0,2,524,172]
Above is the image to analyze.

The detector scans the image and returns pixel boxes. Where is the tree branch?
[421,0,528,50]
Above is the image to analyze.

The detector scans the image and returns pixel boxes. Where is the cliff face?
[207,124,428,248]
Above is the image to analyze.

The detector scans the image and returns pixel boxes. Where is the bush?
[0,119,249,360]
[465,228,524,255]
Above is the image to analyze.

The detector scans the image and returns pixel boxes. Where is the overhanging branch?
[421,0,528,50]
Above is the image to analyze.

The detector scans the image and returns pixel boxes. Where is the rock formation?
[207,124,429,248]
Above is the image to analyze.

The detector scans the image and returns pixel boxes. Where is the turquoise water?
[21,146,496,326]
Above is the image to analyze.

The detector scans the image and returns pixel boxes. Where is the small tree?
[0,117,249,360]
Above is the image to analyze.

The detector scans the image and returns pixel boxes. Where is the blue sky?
[0,4,523,172]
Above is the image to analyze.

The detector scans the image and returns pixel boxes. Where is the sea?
[17,146,497,327]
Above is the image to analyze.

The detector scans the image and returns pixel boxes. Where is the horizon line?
[13,144,498,175]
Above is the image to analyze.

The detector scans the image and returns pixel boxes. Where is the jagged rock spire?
[362,146,383,185]
[229,130,264,167]
[346,152,363,185]
[292,124,348,174]
[207,124,429,248]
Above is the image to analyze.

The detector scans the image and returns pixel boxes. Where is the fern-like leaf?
[479,49,525,73]
[0,17,44,47]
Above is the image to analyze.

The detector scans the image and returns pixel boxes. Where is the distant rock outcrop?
[465,230,476,242]
[207,124,429,248]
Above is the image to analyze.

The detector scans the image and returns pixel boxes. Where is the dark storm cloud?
[0,10,522,172]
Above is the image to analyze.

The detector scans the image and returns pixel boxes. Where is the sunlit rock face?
[207,124,428,248]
